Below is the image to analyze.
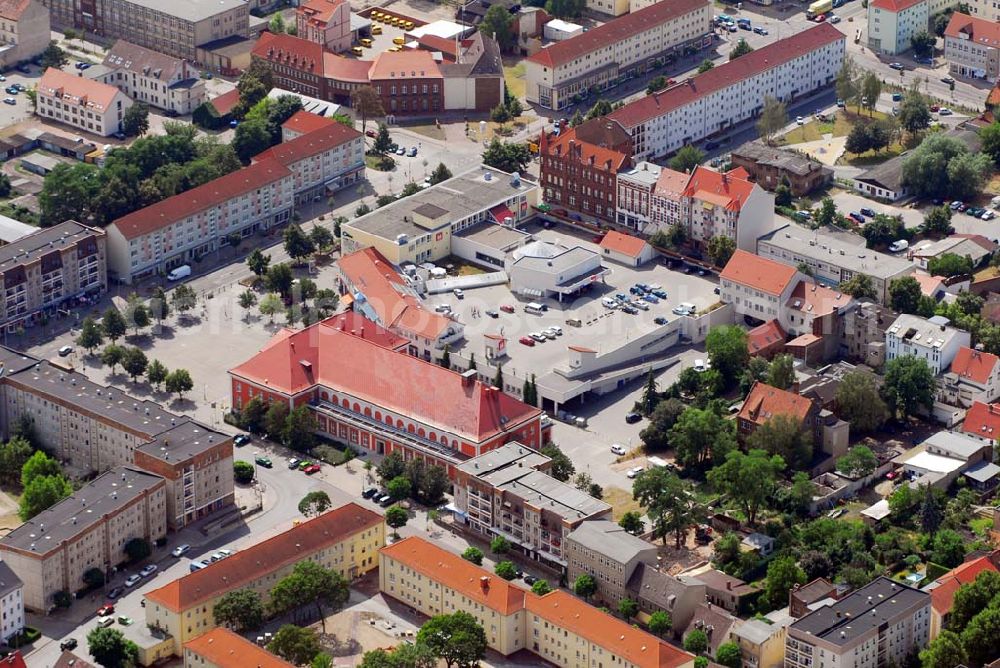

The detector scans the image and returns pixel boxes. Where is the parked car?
[631,299,649,311]
[97,616,114,628]
[287,458,300,470]
[297,460,312,470]
[651,289,668,299]
[942,76,955,85]
[829,14,840,22]
[523,574,538,585]
[378,494,394,507]
[60,639,78,651]
[849,212,865,224]
[519,336,535,346]
[529,332,547,342]
[303,464,321,474]
[485,309,499,318]
[117,616,134,626]
[621,305,639,315]
[889,62,904,70]
[255,455,272,468]
[452,288,464,299]
[601,297,618,309]
[365,129,376,138]
[938,107,953,115]
[233,434,251,447]
[672,303,695,316]
[753,25,766,34]
[57,344,74,357]
[795,116,805,125]
[860,207,876,217]
[547,325,563,336]
[107,587,123,599]
[814,13,826,21]
[124,574,142,588]
[97,604,114,617]
[395,146,406,155]
[626,466,644,479]
[140,564,158,578]
[642,294,659,304]
[888,240,909,253]
[408,147,418,157]
[694,359,710,372]
[983,210,996,220]
[625,412,642,424]
[611,444,627,455]
[362,487,379,499]
[171,544,191,558]
[500,304,515,313]
[654,316,668,325]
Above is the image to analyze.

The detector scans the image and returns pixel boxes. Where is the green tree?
[697,59,714,74]
[839,273,877,300]
[919,483,943,537]
[540,442,575,481]
[480,3,515,49]
[837,445,879,478]
[648,610,672,636]
[617,597,639,620]
[387,475,411,501]
[902,133,978,199]
[266,262,295,298]
[283,224,315,263]
[861,72,882,116]
[39,162,100,227]
[924,204,954,236]
[233,460,255,484]
[910,30,936,58]
[21,451,61,488]
[373,123,393,157]
[40,42,68,69]
[815,196,838,227]
[931,528,966,568]
[707,235,736,268]
[429,162,452,185]
[298,490,332,517]
[716,642,743,668]
[670,406,736,469]
[101,344,126,373]
[377,451,405,484]
[268,625,322,666]
[309,225,334,251]
[77,316,104,353]
[756,96,788,145]
[494,560,518,580]
[283,405,317,450]
[709,449,784,527]
[882,355,936,419]
[684,629,708,654]
[268,11,285,33]
[233,120,273,163]
[730,38,754,60]
[669,145,705,173]
[247,248,271,277]
[961,606,1000,664]
[350,86,384,134]
[531,579,553,595]
[836,56,860,109]
[585,99,613,120]
[122,102,150,137]
[238,290,257,313]
[171,284,198,316]
[385,504,408,537]
[164,368,193,399]
[929,252,974,277]
[0,437,33,486]
[775,183,793,207]
[640,397,686,451]
[640,369,659,415]
[951,571,1000,631]
[124,537,151,562]
[311,654,334,668]
[213,589,264,632]
[259,293,282,322]
[417,611,488,668]
[845,123,873,155]
[920,629,967,668]
[461,547,483,565]
[101,307,127,342]
[491,535,511,555]
[705,325,749,385]
[766,354,795,390]
[481,138,531,173]
[87,627,140,668]
[269,560,349,632]
[573,574,597,599]
[747,414,812,471]
[619,511,644,535]
[647,76,669,94]
[763,555,806,610]
[121,347,148,382]
[633,468,705,547]
[898,84,931,135]
[890,276,923,314]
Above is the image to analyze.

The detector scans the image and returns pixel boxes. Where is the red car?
[519,336,535,346]
[365,129,376,138]
[303,464,321,474]
[885,471,897,480]
[500,304,515,313]
[930,105,940,112]
[97,604,114,617]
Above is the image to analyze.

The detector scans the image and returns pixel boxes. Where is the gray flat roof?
[0,467,163,555]
[456,221,531,251]
[0,220,102,275]
[567,519,655,564]
[922,430,986,459]
[791,577,928,646]
[344,166,536,242]
[886,313,966,352]
[138,420,230,463]
[510,245,599,276]
[456,442,549,479]
[490,468,610,521]
[759,223,913,280]
[122,0,246,23]
[964,460,1000,483]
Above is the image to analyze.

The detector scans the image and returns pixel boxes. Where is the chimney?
[726,581,732,591]
[480,576,491,591]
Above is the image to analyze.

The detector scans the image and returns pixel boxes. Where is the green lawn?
[970,517,993,537]
[504,63,526,100]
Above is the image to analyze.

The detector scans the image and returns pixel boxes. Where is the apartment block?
[106,160,293,283]
[944,12,1000,80]
[868,0,958,55]
[720,250,800,324]
[616,161,662,232]
[0,467,167,612]
[966,0,1000,20]
[938,346,1000,408]
[0,563,23,642]
[756,224,914,304]
[0,221,106,331]
[296,0,350,52]
[37,67,132,137]
[229,314,548,472]
[786,577,930,668]
[379,536,695,668]
[885,313,971,375]
[608,25,844,161]
[0,0,50,68]
[565,519,656,606]
[524,0,712,110]
[145,503,383,656]
[38,0,249,64]
[0,347,233,529]
[452,443,611,570]
[184,628,294,667]
[99,40,207,115]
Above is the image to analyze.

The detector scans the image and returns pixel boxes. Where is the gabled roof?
[944,11,1000,47]
[144,503,382,612]
[610,24,843,129]
[600,230,649,258]
[296,0,345,26]
[526,0,707,69]
[184,628,294,667]
[368,50,442,80]
[0,0,30,21]
[654,167,691,197]
[103,40,190,83]
[282,109,336,137]
[929,552,1000,615]
[950,346,1000,385]
[683,166,755,212]
[541,125,629,173]
[960,401,1000,440]
[252,31,325,75]
[870,0,923,11]
[748,319,786,356]
[254,120,362,166]
[210,88,241,116]
[739,381,814,427]
[720,249,798,296]
[785,281,852,317]
[38,67,122,114]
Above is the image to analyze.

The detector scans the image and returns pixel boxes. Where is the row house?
[98,40,207,115]
[608,24,844,161]
[228,313,549,473]
[36,67,132,137]
[524,0,712,110]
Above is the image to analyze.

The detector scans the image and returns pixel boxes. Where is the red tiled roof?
[368,50,441,81]
[913,272,946,298]
[38,67,121,114]
[870,0,924,11]
[211,88,241,116]
[0,0,31,21]
[527,0,707,69]
[229,312,542,444]
[185,629,293,667]
[989,85,1000,108]
[0,652,26,668]
[610,24,843,129]
[748,319,786,356]
[110,159,291,240]
[683,166,755,212]
[654,168,691,196]
[950,346,1000,384]
[54,651,96,668]
[542,126,629,173]
[297,0,345,26]
[930,552,999,615]
[960,401,1000,440]
[254,120,362,165]
[785,281,852,317]
[323,52,373,82]
[253,32,326,74]
[414,33,459,58]
[945,11,998,46]
[720,250,798,296]
[739,381,813,427]
[600,230,649,258]
[145,503,382,612]
[282,109,336,137]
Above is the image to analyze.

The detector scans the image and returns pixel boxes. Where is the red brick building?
[228,312,549,473]
[368,51,443,116]
[539,119,633,223]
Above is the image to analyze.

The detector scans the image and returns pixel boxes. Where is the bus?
[807,0,832,18]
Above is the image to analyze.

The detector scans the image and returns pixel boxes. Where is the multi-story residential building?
[184,628,293,668]
[616,161,662,230]
[966,0,1000,20]
[336,247,464,362]
[926,550,999,639]
[538,120,632,223]
[99,40,206,115]
[380,536,696,668]
[0,221,106,331]
[944,12,1000,79]
[786,577,930,668]
[0,467,167,612]
[959,400,1000,442]
[0,0,50,68]
[106,160,293,283]
[281,109,336,141]
[251,116,364,203]
[679,565,758,614]
[341,165,538,265]
[885,313,971,375]
[368,51,444,116]
[729,140,832,196]
[608,25,844,160]
[230,315,548,472]
[732,618,789,668]
[564,519,656,605]
[738,381,820,442]
[938,346,1000,407]
[627,563,707,633]
[0,347,233,528]
[36,67,132,137]
[524,0,712,109]
[38,0,249,64]
[868,0,959,55]
[719,249,801,324]
[0,563,23,642]
[145,503,383,656]
[296,0,350,52]
[452,444,611,569]
[757,224,914,304]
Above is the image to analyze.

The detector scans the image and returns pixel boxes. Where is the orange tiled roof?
[654,168,691,196]
[38,67,121,114]
[960,401,1000,440]
[870,0,923,11]
[144,503,382,612]
[0,0,30,21]
[944,12,1000,47]
[368,50,441,81]
[720,250,798,296]
[739,381,813,427]
[785,281,852,317]
[543,126,629,173]
[930,553,999,615]
[211,88,241,116]
[184,629,293,667]
[297,0,345,26]
[282,109,336,137]
[683,166,755,212]
[950,346,1000,385]
[748,319,786,355]
[600,230,648,258]
[254,120,362,166]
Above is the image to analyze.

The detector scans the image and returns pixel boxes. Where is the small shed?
[599,231,655,267]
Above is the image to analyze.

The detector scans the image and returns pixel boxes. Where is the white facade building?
[608,24,845,161]
[0,562,22,643]
[939,346,1000,407]
[506,241,609,301]
[99,40,207,115]
[719,249,800,323]
[943,12,1000,80]
[868,0,959,55]
[36,67,133,137]
[885,313,971,375]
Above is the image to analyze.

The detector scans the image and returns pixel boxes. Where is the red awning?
[490,204,515,224]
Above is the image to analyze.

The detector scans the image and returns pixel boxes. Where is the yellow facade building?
[145,503,383,656]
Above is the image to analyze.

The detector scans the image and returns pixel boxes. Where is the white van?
[167,265,191,281]
[524,302,545,315]
[888,240,909,253]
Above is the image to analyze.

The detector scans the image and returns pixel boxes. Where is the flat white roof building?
[885,314,971,375]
